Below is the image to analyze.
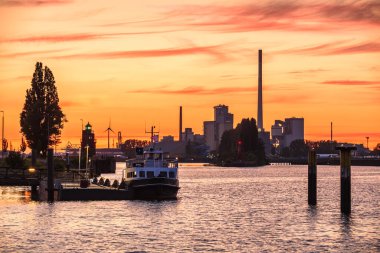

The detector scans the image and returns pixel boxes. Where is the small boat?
[122,127,180,200]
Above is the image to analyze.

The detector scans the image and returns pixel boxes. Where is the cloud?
[321,1,380,24]
[1,31,178,43]
[164,1,380,33]
[321,80,380,86]
[51,44,229,61]
[1,34,103,43]
[129,85,257,95]
[0,0,71,6]
[0,75,30,82]
[97,17,168,27]
[0,49,65,58]
[288,69,328,74]
[276,41,380,56]
[60,100,82,107]
[265,94,311,104]
[327,42,380,55]
[219,74,255,80]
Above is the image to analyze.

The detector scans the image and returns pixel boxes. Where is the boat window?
[169,171,175,178]
[147,171,154,178]
[154,153,162,160]
[133,171,137,177]
[127,172,134,178]
[139,171,145,178]
[158,171,168,178]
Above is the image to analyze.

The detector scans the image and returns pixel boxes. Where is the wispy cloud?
[327,42,380,55]
[288,69,328,74]
[0,49,65,58]
[51,44,229,61]
[129,85,257,95]
[0,31,177,43]
[321,80,380,86]
[265,94,311,104]
[276,41,380,56]
[0,0,71,6]
[321,1,380,24]
[219,74,255,80]
[61,100,82,107]
[1,34,103,43]
[0,75,30,82]
[164,1,380,33]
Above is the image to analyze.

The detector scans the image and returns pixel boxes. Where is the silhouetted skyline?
[0,0,379,149]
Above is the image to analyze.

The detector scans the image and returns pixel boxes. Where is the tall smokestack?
[179,106,183,142]
[257,49,263,131]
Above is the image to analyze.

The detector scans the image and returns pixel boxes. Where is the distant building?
[156,137,186,158]
[181,128,194,142]
[283,117,304,147]
[193,134,205,144]
[271,117,304,148]
[259,131,271,155]
[204,105,234,151]
[81,122,96,157]
[161,135,175,142]
[204,121,216,150]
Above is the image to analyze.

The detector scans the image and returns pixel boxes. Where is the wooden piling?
[336,146,356,215]
[47,148,54,202]
[308,150,317,205]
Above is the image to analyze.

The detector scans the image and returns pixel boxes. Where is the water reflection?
[340,213,352,238]
[0,165,379,252]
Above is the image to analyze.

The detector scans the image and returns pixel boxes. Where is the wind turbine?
[105,119,114,149]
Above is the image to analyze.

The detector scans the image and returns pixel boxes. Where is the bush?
[53,158,67,171]
[5,152,25,169]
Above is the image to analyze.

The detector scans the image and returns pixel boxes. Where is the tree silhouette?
[372,143,380,156]
[2,138,8,152]
[120,139,149,158]
[218,118,266,166]
[20,137,27,153]
[20,62,66,159]
[289,139,309,157]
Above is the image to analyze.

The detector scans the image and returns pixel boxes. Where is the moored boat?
[122,127,179,200]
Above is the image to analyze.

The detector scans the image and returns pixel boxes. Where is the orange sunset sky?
[0,0,379,150]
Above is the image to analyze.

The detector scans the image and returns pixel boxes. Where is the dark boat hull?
[131,184,179,200]
[128,178,179,200]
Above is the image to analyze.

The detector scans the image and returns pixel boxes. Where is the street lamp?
[78,146,81,173]
[0,111,4,158]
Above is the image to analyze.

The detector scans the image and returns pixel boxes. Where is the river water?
[0,164,379,252]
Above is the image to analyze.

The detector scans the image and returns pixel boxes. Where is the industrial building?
[203,105,233,151]
[271,117,305,148]
[256,49,271,155]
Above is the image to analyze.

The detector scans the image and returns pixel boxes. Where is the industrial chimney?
[179,106,183,142]
[257,49,263,131]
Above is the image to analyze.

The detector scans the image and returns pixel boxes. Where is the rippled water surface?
[1,165,379,252]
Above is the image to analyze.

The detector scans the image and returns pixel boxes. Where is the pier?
[0,166,39,186]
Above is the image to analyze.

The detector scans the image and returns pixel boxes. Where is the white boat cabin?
[123,149,178,181]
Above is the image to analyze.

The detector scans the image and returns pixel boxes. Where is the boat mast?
[146,126,159,147]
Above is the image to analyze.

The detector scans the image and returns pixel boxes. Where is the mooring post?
[336,146,356,215]
[47,148,54,202]
[308,149,317,205]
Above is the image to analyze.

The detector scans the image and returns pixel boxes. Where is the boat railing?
[168,162,178,168]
